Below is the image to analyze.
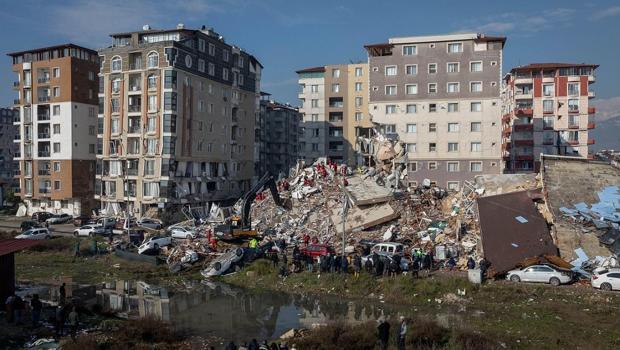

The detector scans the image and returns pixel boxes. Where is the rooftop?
[365,33,506,50]
[7,43,97,57]
[511,63,599,72]
[0,239,42,256]
[296,66,326,74]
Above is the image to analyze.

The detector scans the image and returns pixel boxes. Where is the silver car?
[506,264,573,286]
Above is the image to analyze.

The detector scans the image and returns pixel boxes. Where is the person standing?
[59,283,66,304]
[377,317,390,350]
[5,294,15,323]
[55,305,65,337]
[68,305,79,341]
[397,316,407,350]
[353,255,361,277]
[30,294,42,327]
[13,295,24,325]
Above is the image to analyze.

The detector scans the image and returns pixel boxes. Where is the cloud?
[592,96,620,121]
[589,5,620,20]
[459,8,575,35]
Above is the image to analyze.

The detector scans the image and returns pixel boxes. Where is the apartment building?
[366,33,505,190]
[97,25,262,216]
[297,63,370,165]
[8,44,99,215]
[501,63,598,172]
[258,94,301,177]
[0,108,19,205]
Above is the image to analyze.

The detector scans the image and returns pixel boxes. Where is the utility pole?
[341,189,348,260]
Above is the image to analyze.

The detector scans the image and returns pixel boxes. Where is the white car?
[361,242,409,271]
[201,248,244,277]
[591,268,620,291]
[137,218,162,230]
[506,264,573,286]
[138,236,172,254]
[170,226,197,239]
[73,225,105,237]
[16,228,51,240]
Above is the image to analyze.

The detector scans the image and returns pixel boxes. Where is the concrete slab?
[330,202,399,235]
[344,176,393,206]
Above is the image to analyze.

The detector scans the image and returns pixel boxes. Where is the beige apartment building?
[97,25,262,216]
[297,63,371,166]
[8,44,99,215]
[501,63,597,172]
[366,33,506,191]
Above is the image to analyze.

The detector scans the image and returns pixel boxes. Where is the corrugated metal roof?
[0,239,42,256]
[477,190,557,273]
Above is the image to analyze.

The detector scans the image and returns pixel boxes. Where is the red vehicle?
[301,244,336,258]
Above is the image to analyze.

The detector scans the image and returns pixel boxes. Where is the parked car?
[300,244,336,259]
[506,264,573,286]
[16,228,51,240]
[31,212,53,223]
[46,213,73,225]
[201,248,245,277]
[20,220,42,232]
[361,242,409,271]
[137,218,163,230]
[73,215,93,227]
[115,218,137,231]
[170,226,197,239]
[96,217,117,229]
[591,268,620,291]
[138,236,172,254]
[73,225,105,237]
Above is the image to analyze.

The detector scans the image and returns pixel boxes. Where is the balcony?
[514,140,534,147]
[37,77,50,84]
[128,84,141,93]
[588,122,595,129]
[566,140,579,146]
[38,169,51,176]
[543,109,554,115]
[128,125,141,134]
[588,107,596,114]
[129,62,142,70]
[38,96,50,103]
[501,114,512,123]
[587,138,595,145]
[501,128,511,137]
[38,133,50,139]
[38,187,51,194]
[128,105,141,113]
[37,112,50,121]
[514,124,533,132]
[515,155,534,161]
[515,107,533,115]
[568,123,580,129]
[38,151,50,157]
[568,107,579,114]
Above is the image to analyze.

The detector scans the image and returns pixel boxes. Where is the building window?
[223,68,229,80]
[385,85,397,95]
[385,65,397,76]
[53,87,60,97]
[331,83,340,93]
[111,79,121,94]
[385,105,397,114]
[355,112,362,121]
[543,116,554,129]
[311,114,319,122]
[402,45,417,55]
[447,162,459,172]
[470,161,483,172]
[569,115,579,128]
[355,97,363,107]
[355,82,362,91]
[89,125,95,135]
[54,180,61,190]
[148,95,157,112]
[385,124,396,134]
[111,56,122,72]
[405,84,418,95]
[568,99,579,112]
[53,105,61,116]
[429,123,436,132]
[543,100,554,113]
[311,99,319,108]
[148,74,157,90]
[568,82,580,96]
[406,123,417,133]
[428,83,437,94]
[147,116,157,132]
[470,102,482,112]
[53,142,60,153]
[355,67,363,76]
[198,59,205,73]
[53,68,60,78]
[311,84,319,93]
[111,118,120,134]
[470,81,482,92]
[208,43,215,56]
[408,162,417,172]
[447,62,459,73]
[208,63,215,76]
[429,143,437,152]
[429,103,437,113]
[332,68,340,78]
[447,82,459,93]
[447,42,463,53]
[471,122,482,132]
[543,84,554,97]
[406,143,417,153]
[223,49,230,62]
[448,123,459,132]
[198,38,206,52]
[470,61,483,72]
[471,142,482,152]
[405,64,417,75]
[146,139,157,155]
[428,161,437,170]
[147,52,159,68]
[53,162,60,172]
[428,63,437,74]
[447,103,459,112]
[447,181,459,191]
[448,142,459,152]
[406,104,417,113]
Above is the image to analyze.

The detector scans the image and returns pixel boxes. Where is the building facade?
[259,96,301,177]
[8,44,99,215]
[297,63,370,166]
[501,63,597,172]
[97,25,262,216]
[0,108,19,205]
[366,33,505,190]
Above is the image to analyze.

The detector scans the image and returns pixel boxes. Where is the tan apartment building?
[366,33,506,191]
[96,25,262,216]
[297,63,370,166]
[8,44,99,215]
[501,63,598,172]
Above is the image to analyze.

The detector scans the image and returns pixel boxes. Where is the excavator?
[214,172,291,240]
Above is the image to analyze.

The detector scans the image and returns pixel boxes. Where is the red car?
[301,244,336,258]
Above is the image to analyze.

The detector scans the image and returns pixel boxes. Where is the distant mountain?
[591,115,620,151]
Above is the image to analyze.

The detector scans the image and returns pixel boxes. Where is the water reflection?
[94,280,405,342]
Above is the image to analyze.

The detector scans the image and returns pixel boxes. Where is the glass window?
[355,67,363,76]
[447,63,459,73]
[385,66,397,76]
[568,82,580,96]
[470,102,482,112]
[568,99,579,112]
[402,45,417,55]
[406,84,417,95]
[355,97,363,107]
[111,56,122,72]
[447,162,459,172]
[144,160,155,176]
[428,83,437,94]
[448,103,459,112]
[470,61,483,72]
[332,69,340,78]
[447,82,459,93]
[331,84,340,93]
[148,74,157,90]
[406,123,417,133]
[406,104,416,113]
[470,82,482,92]
[405,65,417,75]
[447,42,463,53]
[543,116,554,128]
[355,82,362,91]
[148,95,157,112]
[543,100,554,113]
[406,143,416,153]
[428,63,437,74]
[448,142,459,152]
[385,85,397,95]
[429,104,437,112]
[543,84,554,96]
[147,52,159,68]
[147,116,157,132]
[448,123,459,132]
[470,162,482,172]
[429,123,436,132]
[471,142,482,152]
[385,105,397,114]
[471,122,482,132]
[429,143,436,152]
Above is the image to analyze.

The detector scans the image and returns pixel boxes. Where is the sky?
[2,0,620,119]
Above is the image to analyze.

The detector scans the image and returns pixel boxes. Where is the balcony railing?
[128,84,141,92]
[38,133,50,139]
[568,107,579,113]
[37,77,50,84]
[129,62,142,70]
[515,107,533,115]
[38,169,51,176]
[38,96,50,103]
[128,126,141,134]
[568,123,580,129]
[127,168,139,176]
[514,140,534,147]
[37,112,50,121]
[38,188,51,194]
[514,124,533,132]
[38,151,50,157]
[128,105,141,113]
